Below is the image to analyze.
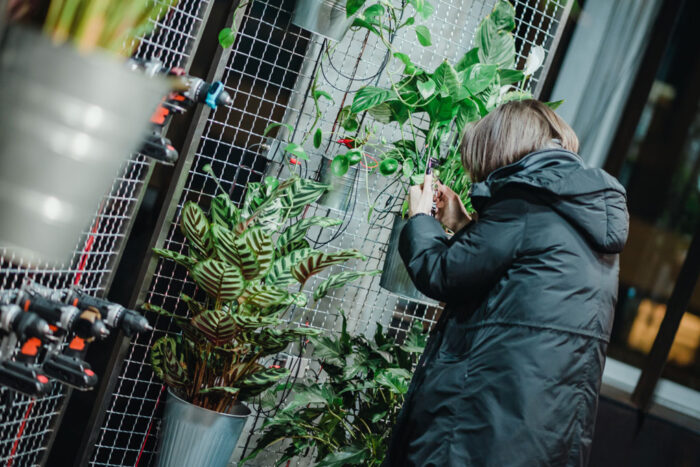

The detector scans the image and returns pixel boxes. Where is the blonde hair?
[460,99,579,182]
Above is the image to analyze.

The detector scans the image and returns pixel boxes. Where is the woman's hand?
[436,183,472,232]
[408,174,434,217]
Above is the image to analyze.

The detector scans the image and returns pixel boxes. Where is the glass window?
[606,2,700,391]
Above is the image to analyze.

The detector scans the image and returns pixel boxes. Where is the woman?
[384,100,629,466]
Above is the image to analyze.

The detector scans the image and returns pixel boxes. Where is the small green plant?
[333,1,557,215]
[348,0,435,49]
[43,0,179,55]
[146,173,380,412]
[246,317,427,466]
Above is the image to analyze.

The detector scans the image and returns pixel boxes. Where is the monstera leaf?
[313,270,381,301]
[190,259,245,302]
[153,248,197,270]
[210,193,239,229]
[291,250,367,285]
[277,217,342,254]
[191,309,237,346]
[151,336,189,388]
[266,247,317,287]
[180,201,212,258]
[210,224,260,279]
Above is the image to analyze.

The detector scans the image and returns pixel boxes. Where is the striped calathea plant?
[146,173,380,412]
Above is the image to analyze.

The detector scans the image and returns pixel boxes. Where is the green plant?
[334,1,558,215]
[218,1,249,49]
[43,0,178,55]
[348,0,435,49]
[245,317,427,466]
[146,172,380,412]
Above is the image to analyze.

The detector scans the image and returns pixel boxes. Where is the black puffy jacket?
[384,149,629,467]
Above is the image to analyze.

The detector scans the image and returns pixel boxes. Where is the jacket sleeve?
[398,198,526,303]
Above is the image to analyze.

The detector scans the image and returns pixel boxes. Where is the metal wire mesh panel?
[90,0,569,465]
[0,1,208,465]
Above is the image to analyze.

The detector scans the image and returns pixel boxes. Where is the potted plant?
[146,172,380,467]
[292,0,433,43]
[245,316,427,466]
[331,1,556,299]
[0,1,172,265]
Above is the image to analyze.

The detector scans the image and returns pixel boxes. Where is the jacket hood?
[470,149,629,253]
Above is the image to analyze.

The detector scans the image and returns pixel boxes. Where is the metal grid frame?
[0,1,208,465]
[89,0,570,465]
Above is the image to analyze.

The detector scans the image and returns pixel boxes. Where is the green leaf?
[210,193,239,230]
[375,368,411,394]
[266,248,317,287]
[363,4,384,19]
[284,142,308,161]
[400,319,427,353]
[367,102,394,123]
[379,158,399,175]
[313,128,323,148]
[240,226,274,277]
[455,47,480,72]
[545,100,564,110]
[230,314,283,328]
[239,284,293,308]
[331,155,350,177]
[416,77,436,99]
[393,52,416,74]
[277,217,342,253]
[191,309,236,345]
[491,0,516,31]
[339,106,360,131]
[317,445,370,466]
[476,11,515,68]
[463,63,499,95]
[313,270,381,300]
[291,250,367,285]
[346,0,365,17]
[180,202,212,258]
[312,89,334,103]
[236,367,291,398]
[501,89,533,104]
[415,25,432,46]
[351,86,393,114]
[346,149,363,165]
[498,69,525,86]
[456,99,480,134]
[263,122,293,138]
[402,158,415,178]
[210,224,260,279]
[433,61,463,101]
[190,259,245,302]
[151,336,189,387]
[153,248,197,270]
[218,27,237,48]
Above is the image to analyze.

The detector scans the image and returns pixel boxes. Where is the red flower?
[336,138,356,149]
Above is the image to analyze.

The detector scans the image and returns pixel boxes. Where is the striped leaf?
[231,314,283,329]
[313,270,381,301]
[153,248,197,270]
[238,328,293,352]
[277,217,342,253]
[239,284,292,308]
[291,250,367,285]
[210,193,239,229]
[191,259,245,302]
[266,248,317,287]
[236,367,290,397]
[210,224,260,279]
[279,178,330,218]
[191,309,237,346]
[180,202,212,258]
[151,336,189,388]
[241,182,264,219]
[241,227,274,277]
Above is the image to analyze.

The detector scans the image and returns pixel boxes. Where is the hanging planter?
[292,0,355,42]
[157,389,250,467]
[0,27,166,265]
[316,155,358,212]
[380,214,437,305]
